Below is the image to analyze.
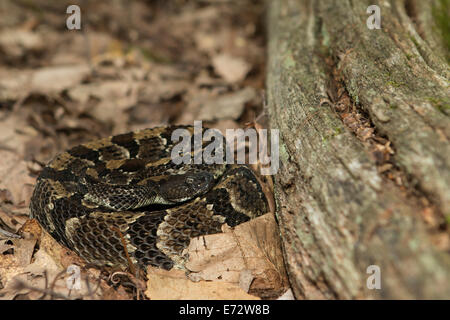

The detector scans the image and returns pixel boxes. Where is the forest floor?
[0,0,290,300]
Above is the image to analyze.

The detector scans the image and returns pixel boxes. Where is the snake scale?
[30,126,268,270]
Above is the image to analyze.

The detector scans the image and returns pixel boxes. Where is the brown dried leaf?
[212,53,251,83]
[1,221,102,300]
[0,220,39,295]
[420,207,437,227]
[0,69,32,100]
[0,152,35,206]
[101,285,132,300]
[139,80,188,104]
[31,65,91,95]
[200,87,256,121]
[212,119,241,135]
[3,252,102,300]
[38,227,87,270]
[277,289,295,300]
[184,213,287,298]
[194,31,221,53]
[0,112,38,155]
[0,29,44,59]
[145,266,259,300]
[0,189,14,204]
[68,80,140,133]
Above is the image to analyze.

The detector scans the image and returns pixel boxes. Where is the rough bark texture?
[266,0,450,299]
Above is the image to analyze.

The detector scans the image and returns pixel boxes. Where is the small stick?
[111,226,136,275]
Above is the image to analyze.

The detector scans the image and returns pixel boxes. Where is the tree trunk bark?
[266,0,450,299]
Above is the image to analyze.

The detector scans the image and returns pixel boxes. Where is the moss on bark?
[266,0,450,299]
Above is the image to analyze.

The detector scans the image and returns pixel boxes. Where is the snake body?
[29,126,268,270]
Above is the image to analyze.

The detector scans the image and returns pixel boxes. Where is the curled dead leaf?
[212,53,251,83]
[200,87,257,121]
[184,213,288,299]
[145,266,259,300]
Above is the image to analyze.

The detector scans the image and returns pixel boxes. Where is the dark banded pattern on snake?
[29,126,268,270]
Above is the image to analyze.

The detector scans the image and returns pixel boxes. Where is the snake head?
[159,171,214,203]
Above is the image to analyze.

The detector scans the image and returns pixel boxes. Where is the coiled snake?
[30,126,268,270]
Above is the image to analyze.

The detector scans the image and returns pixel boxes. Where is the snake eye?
[159,172,214,203]
[185,173,212,189]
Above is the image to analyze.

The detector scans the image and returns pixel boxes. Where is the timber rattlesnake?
[29,126,268,270]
